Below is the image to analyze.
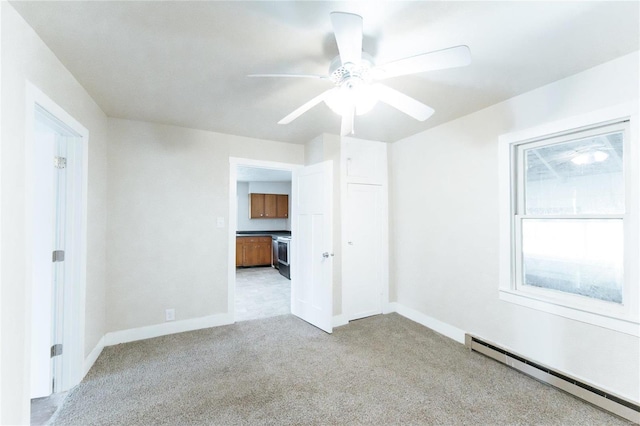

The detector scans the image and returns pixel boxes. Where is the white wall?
[237,181,291,231]
[0,3,109,424]
[389,51,640,401]
[107,118,303,332]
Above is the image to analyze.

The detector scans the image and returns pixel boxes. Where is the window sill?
[499,289,639,337]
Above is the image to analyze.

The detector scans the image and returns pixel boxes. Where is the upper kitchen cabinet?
[342,137,388,185]
[276,194,289,218]
[250,193,288,218]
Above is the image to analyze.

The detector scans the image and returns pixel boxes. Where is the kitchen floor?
[235,266,291,321]
[31,391,67,425]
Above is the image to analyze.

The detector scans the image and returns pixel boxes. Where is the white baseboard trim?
[83,336,105,377]
[332,314,349,328]
[104,313,234,347]
[388,302,466,344]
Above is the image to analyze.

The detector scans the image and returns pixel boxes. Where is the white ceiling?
[11,1,639,144]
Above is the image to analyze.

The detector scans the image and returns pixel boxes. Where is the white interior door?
[27,85,88,399]
[30,127,56,398]
[291,161,333,333]
[30,103,85,398]
[50,136,68,394]
[343,183,383,320]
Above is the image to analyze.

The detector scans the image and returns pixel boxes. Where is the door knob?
[322,252,334,258]
[347,241,353,245]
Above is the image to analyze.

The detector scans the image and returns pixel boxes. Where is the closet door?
[343,183,383,320]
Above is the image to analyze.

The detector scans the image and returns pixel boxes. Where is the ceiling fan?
[250,12,471,136]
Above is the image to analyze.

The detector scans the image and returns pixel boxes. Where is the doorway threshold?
[31,391,68,425]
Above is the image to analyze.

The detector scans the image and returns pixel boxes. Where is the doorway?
[26,83,88,407]
[229,159,296,322]
[229,157,335,333]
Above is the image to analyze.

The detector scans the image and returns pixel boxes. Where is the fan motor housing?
[329,52,374,87]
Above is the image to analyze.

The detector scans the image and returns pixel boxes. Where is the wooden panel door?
[276,194,289,218]
[264,194,277,218]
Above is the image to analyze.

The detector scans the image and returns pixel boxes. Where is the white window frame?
[499,102,639,336]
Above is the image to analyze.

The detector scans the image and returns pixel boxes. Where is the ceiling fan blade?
[278,88,336,125]
[330,12,363,65]
[340,104,355,136]
[375,45,471,80]
[248,74,328,79]
[372,84,434,121]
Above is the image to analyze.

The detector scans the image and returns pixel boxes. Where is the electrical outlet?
[165,308,175,322]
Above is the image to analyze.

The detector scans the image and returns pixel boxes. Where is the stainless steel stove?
[276,236,291,279]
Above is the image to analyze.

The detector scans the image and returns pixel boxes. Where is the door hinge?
[50,344,63,358]
[52,250,65,262]
[54,156,67,169]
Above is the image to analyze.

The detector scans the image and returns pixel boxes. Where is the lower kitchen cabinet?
[236,236,272,267]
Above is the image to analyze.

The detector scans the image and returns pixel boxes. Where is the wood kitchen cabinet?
[236,238,244,265]
[249,193,288,219]
[276,194,288,218]
[236,236,272,267]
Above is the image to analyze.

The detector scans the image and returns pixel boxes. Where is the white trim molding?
[332,314,349,328]
[25,80,90,393]
[499,290,639,337]
[104,313,234,347]
[389,302,466,344]
[83,336,105,377]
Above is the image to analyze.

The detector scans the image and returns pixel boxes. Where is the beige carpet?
[51,314,628,425]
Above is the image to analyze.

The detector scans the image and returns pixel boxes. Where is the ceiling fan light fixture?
[253,11,471,135]
[324,81,378,116]
[324,53,377,116]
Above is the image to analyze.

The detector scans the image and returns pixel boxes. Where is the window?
[499,104,638,335]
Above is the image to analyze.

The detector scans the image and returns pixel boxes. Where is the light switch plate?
[216,217,225,228]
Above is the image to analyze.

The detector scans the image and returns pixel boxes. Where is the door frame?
[25,81,88,395]
[227,157,301,321]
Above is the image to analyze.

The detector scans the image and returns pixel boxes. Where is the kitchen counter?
[236,230,291,239]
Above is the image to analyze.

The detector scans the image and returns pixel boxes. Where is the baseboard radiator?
[465,334,640,424]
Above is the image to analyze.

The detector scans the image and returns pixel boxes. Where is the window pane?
[524,132,623,214]
[522,219,623,303]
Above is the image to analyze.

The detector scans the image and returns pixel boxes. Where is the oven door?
[277,239,290,266]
